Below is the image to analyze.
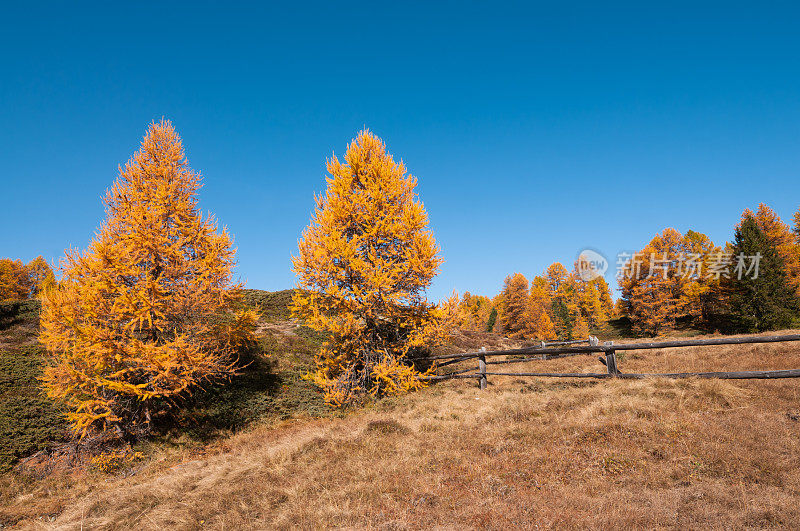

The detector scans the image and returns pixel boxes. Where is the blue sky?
[1,2,799,301]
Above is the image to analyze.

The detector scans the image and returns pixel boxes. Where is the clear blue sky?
[1,2,799,301]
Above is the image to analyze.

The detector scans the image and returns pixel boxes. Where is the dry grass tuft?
[365,419,408,435]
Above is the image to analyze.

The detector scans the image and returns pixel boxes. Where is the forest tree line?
[454,263,613,340]
[455,203,800,339]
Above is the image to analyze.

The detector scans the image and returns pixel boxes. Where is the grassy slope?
[0,301,68,473]
[0,291,328,480]
[3,294,800,528]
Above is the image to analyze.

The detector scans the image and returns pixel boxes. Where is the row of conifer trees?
[617,208,800,335]
[457,204,800,339]
[454,264,614,340]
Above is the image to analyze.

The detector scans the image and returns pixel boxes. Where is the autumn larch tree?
[499,273,529,338]
[456,292,493,332]
[571,267,614,331]
[793,205,800,242]
[677,230,726,326]
[292,129,447,407]
[546,263,581,339]
[490,293,505,334]
[26,256,55,297]
[40,120,253,437]
[0,259,30,301]
[0,256,55,301]
[619,228,690,336]
[526,276,556,339]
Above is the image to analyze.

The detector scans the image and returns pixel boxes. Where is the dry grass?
[4,331,800,529]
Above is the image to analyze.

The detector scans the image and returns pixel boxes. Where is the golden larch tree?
[0,257,55,301]
[793,206,800,242]
[499,273,529,338]
[0,259,30,301]
[572,314,590,339]
[40,120,252,437]
[677,230,724,323]
[526,276,556,339]
[619,228,688,335]
[292,129,446,407]
[545,263,582,339]
[26,256,55,297]
[456,292,493,332]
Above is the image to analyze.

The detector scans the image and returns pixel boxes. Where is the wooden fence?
[416,334,800,388]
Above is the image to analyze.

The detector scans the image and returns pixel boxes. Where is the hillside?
[2,291,800,528]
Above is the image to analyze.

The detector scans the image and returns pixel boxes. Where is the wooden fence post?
[479,347,487,390]
[604,341,619,376]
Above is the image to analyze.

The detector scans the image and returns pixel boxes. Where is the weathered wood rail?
[416,334,800,386]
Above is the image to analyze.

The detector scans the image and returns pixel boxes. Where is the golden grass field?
[3,327,800,529]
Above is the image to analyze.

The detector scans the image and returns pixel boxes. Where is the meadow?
[2,291,799,529]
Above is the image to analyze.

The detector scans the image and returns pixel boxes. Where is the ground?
[1,292,800,529]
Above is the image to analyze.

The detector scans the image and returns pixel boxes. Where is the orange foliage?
[490,265,611,341]
[39,120,250,437]
[455,292,493,331]
[291,130,447,406]
[26,256,55,297]
[0,256,54,301]
[619,228,686,335]
[0,259,30,301]
[619,228,726,335]
[499,273,529,338]
[526,276,556,340]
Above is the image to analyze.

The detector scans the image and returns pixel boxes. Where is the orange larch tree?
[499,273,529,338]
[0,256,55,301]
[618,227,713,335]
[677,230,725,323]
[26,256,55,297]
[292,130,447,407]
[456,292,493,332]
[0,259,30,301]
[40,120,253,437]
[571,267,613,331]
[526,276,556,339]
[545,263,582,339]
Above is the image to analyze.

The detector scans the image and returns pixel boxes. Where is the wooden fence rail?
[418,334,800,386]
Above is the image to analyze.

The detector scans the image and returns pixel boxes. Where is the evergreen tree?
[486,307,498,332]
[727,215,799,332]
[751,204,800,298]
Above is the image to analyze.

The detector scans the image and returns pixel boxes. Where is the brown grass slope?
[5,331,800,529]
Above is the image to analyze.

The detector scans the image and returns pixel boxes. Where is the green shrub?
[0,300,41,330]
[0,346,68,472]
